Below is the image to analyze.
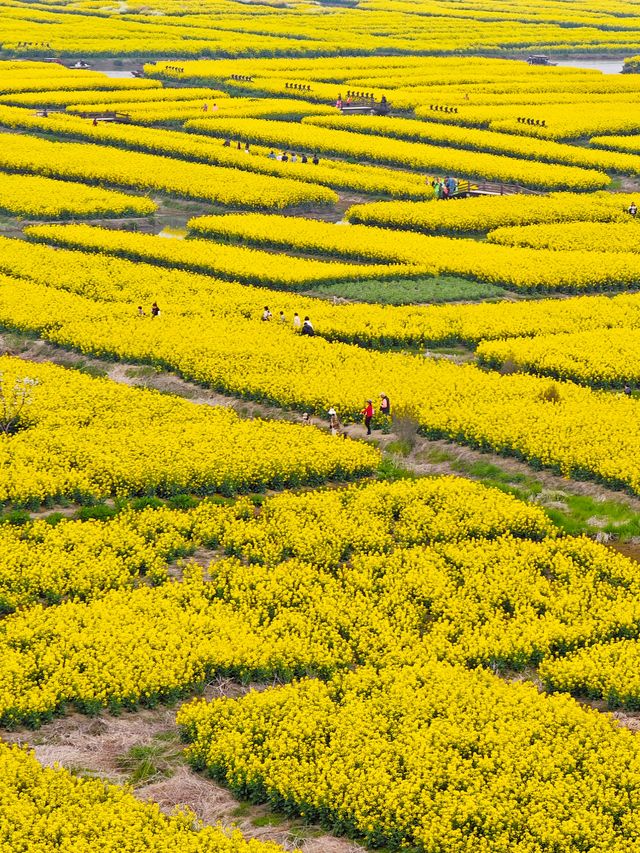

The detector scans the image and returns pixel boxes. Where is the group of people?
[431,176,458,199]
[221,139,321,165]
[202,102,219,112]
[261,307,315,335]
[137,303,160,318]
[267,150,320,164]
[361,394,390,435]
[305,394,390,438]
[223,139,252,153]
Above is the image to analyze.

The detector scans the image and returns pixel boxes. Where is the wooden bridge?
[452,180,544,197]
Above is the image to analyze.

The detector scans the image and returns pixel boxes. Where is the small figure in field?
[262,306,272,321]
[268,150,276,159]
[137,305,145,317]
[361,399,374,436]
[223,138,231,147]
[624,383,632,396]
[301,153,308,163]
[213,103,218,111]
[92,118,98,126]
[328,407,337,432]
[629,202,638,216]
[291,152,298,163]
[203,103,208,112]
[301,316,314,336]
[281,151,289,162]
[293,312,301,330]
[237,141,242,150]
[380,393,390,417]
[279,310,286,323]
[150,302,160,318]
[312,153,319,165]
[301,412,311,425]
[244,142,250,153]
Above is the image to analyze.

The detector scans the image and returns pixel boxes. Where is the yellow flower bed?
[307,113,640,175]
[477,327,640,387]
[0,122,336,209]
[185,209,640,293]
[4,249,640,491]
[0,502,223,613]
[0,171,155,218]
[346,191,633,234]
[592,133,640,154]
[16,227,640,350]
[184,117,610,191]
[2,485,639,724]
[26,223,422,288]
[0,106,430,200]
[0,742,284,852]
[488,219,640,252]
[1,86,227,107]
[179,662,640,851]
[541,639,640,709]
[0,355,378,507]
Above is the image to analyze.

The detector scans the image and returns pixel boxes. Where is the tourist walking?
[380,393,390,417]
[362,399,374,435]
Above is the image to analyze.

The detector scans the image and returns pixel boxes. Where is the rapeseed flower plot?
[0,171,155,219]
[0,124,336,208]
[346,191,634,234]
[541,639,640,709]
[0,741,285,852]
[26,223,423,288]
[1,492,638,725]
[0,355,378,506]
[178,663,640,852]
[185,117,610,191]
[0,105,432,200]
[488,220,640,252]
[477,327,640,388]
[307,112,640,175]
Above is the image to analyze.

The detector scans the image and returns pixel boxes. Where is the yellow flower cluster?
[488,219,640,252]
[592,133,640,154]
[8,474,640,724]
[477,327,640,387]
[15,225,640,352]
[7,255,640,492]
[0,502,226,614]
[185,116,610,191]
[307,112,640,175]
[0,741,285,852]
[178,662,640,852]
[0,171,155,219]
[1,85,226,107]
[541,639,640,709]
[346,191,633,234]
[0,355,377,507]
[26,223,421,289]
[0,120,336,209]
[0,105,430,200]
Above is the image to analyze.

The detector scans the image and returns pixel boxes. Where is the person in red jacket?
[361,399,374,435]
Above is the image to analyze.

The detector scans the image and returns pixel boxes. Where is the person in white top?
[293,312,301,330]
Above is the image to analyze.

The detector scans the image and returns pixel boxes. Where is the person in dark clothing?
[624,383,632,396]
[151,302,160,317]
[301,316,314,336]
[312,153,319,165]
